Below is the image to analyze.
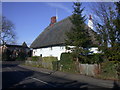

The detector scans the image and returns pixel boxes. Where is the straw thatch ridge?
[30,16,98,49]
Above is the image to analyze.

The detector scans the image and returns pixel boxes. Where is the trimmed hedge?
[59,53,77,73]
[43,56,58,62]
[42,56,58,69]
[31,56,41,61]
[52,61,59,71]
[26,56,58,70]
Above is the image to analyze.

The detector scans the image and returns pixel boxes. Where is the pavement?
[19,64,120,88]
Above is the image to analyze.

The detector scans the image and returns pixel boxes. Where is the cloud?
[46,2,72,14]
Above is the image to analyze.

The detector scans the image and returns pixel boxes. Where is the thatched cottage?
[30,15,99,60]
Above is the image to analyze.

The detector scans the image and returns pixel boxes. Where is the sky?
[2,2,94,46]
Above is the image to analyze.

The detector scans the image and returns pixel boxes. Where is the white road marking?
[39,71,51,74]
[30,77,56,87]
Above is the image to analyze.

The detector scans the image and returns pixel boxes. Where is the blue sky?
[2,2,92,46]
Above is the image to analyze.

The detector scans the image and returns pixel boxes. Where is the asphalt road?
[2,62,110,89]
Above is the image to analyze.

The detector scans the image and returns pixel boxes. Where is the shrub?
[31,56,40,61]
[59,53,77,73]
[43,56,58,62]
[16,52,27,61]
[42,56,58,69]
[2,49,13,61]
[115,62,120,80]
[52,61,59,71]
[86,53,104,64]
[100,61,118,79]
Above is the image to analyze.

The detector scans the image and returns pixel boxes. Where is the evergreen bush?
[59,53,77,73]
[86,53,104,64]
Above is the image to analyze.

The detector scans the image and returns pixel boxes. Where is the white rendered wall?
[32,46,101,60]
[89,47,101,54]
[33,46,66,60]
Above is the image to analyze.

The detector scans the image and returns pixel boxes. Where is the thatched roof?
[30,16,98,49]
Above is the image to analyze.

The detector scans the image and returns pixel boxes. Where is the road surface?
[2,62,109,88]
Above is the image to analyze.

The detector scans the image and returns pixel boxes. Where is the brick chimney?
[89,15,92,20]
[50,16,56,26]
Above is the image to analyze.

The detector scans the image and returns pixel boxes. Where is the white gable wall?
[33,46,66,60]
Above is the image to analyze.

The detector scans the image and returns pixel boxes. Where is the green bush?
[42,56,58,69]
[116,62,120,80]
[2,49,13,61]
[59,53,77,73]
[52,61,59,71]
[16,52,27,61]
[43,56,58,62]
[86,53,104,64]
[31,56,40,61]
[60,53,73,63]
[100,61,118,79]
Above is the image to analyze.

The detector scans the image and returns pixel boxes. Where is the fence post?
[86,64,88,75]
[79,63,81,74]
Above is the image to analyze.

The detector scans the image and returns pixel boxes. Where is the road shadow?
[2,61,25,68]
[2,70,34,89]
[2,62,34,89]
[2,69,89,89]
[10,80,88,89]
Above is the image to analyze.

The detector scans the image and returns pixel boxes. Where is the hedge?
[31,56,41,61]
[52,61,59,71]
[42,56,58,70]
[59,53,77,73]
[86,53,104,64]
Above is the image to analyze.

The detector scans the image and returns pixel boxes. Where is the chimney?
[50,16,56,26]
[89,15,92,20]
[88,15,93,30]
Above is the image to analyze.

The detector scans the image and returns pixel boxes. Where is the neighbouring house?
[30,15,100,60]
[1,42,31,60]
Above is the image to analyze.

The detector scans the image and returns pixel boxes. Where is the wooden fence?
[79,63,101,76]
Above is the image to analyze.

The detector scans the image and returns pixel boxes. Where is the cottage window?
[40,54,42,57]
[60,46,64,50]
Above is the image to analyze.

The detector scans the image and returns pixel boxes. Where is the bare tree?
[91,2,119,48]
[91,2,120,61]
[1,16,16,44]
